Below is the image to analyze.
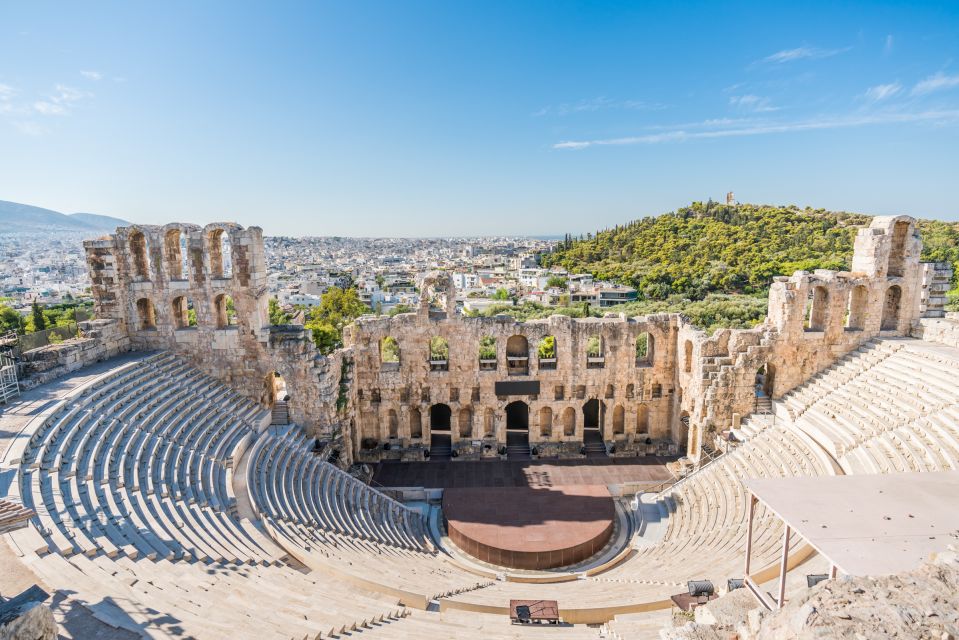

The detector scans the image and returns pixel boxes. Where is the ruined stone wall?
[677,215,927,460]
[82,214,931,465]
[18,319,130,390]
[83,224,346,453]
[345,299,680,461]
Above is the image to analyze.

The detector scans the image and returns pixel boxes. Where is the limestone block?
[0,601,57,640]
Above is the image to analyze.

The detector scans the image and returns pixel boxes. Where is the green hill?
[542,202,959,303]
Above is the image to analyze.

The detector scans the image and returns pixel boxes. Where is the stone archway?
[429,403,452,460]
[582,399,606,457]
[505,401,530,459]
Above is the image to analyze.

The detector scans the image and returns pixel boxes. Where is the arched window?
[637,405,649,434]
[478,336,496,370]
[214,294,236,328]
[409,408,423,439]
[683,340,693,373]
[380,336,400,366]
[129,230,150,281]
[538,335,557,370]
[136,298,156,330]
[171,296,189,329]
[388,409,398,439]
[882,285,902,331]
[458,408,472,439]
[208,228,232,279]
[164,229,187,280]
[539,407,552,438]
[506,335,529,375]
[612,405,625,435]
[562,407,576,436]
[429,336,449,371]
[887,220,910,278]
[586,335,604,368]
[636,332,652,366]
[807,286,829,331]
[846,285,868,331]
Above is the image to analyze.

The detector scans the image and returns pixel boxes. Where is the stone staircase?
[505,431,531,460]
[428,433,452,461]
[583,428,607,458]
[270,401,289,425]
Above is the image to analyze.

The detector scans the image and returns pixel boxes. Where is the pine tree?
[31,301,47,332]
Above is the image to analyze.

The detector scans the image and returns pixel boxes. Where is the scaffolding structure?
[0,331,20,405]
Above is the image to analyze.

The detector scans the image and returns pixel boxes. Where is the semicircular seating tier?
[245,429,495,601]
[5,336,958,636]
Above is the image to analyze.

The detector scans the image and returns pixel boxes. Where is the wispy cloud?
[80,70,103,81]
[884,34,894,55]
[32,84,89,116]
[761,45,851,64]
[533,97,665,117]
[728,94,778,112]
[864,82,902,102]
[911,72,959,96]
[553,109,959,149]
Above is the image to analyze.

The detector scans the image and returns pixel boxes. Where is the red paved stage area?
[442,485,615,570]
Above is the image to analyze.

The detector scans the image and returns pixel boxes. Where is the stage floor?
[443,485,615,570]
[372,456,675,489]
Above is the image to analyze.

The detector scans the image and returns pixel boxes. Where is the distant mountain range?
[0,200,130,234]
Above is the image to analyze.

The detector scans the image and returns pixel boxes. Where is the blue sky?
[1,1,958,236]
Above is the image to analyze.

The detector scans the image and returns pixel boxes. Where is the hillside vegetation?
[541,202,959,314]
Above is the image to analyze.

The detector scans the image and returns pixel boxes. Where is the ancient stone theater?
[1,216,958,639]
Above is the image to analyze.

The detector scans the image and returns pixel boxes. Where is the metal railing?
[648,443,729,496]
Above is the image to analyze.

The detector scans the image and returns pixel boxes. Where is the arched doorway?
[679,411,691,455]
[429,403,452,460]
[582,399,606,457]
[505,401,530,459]
[846,285,868,331]
[882,285,902,331]
[264,371,289,425]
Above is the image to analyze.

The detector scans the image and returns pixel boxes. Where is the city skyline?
[2,1,959,236]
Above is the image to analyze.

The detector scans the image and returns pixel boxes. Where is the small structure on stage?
[509,600,560,625]
[743,471,959,610]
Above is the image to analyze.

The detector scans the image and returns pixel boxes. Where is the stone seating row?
[783,340,904,418]
[12,352,277,566]
[789,342,959,463]
[4,350,529,639]
[247,429,490,600]
[249,430,429,551]
[11,535,411,640]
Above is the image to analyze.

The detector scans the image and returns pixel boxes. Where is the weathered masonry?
[81,216,948,465]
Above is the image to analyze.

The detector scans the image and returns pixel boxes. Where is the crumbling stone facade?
[82,215,943,465]
[346,285,681,461]
[83,224,350,458]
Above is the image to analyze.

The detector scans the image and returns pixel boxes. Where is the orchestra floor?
[371,455,675,489]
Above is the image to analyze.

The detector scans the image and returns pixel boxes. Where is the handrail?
[649,444,730,497]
